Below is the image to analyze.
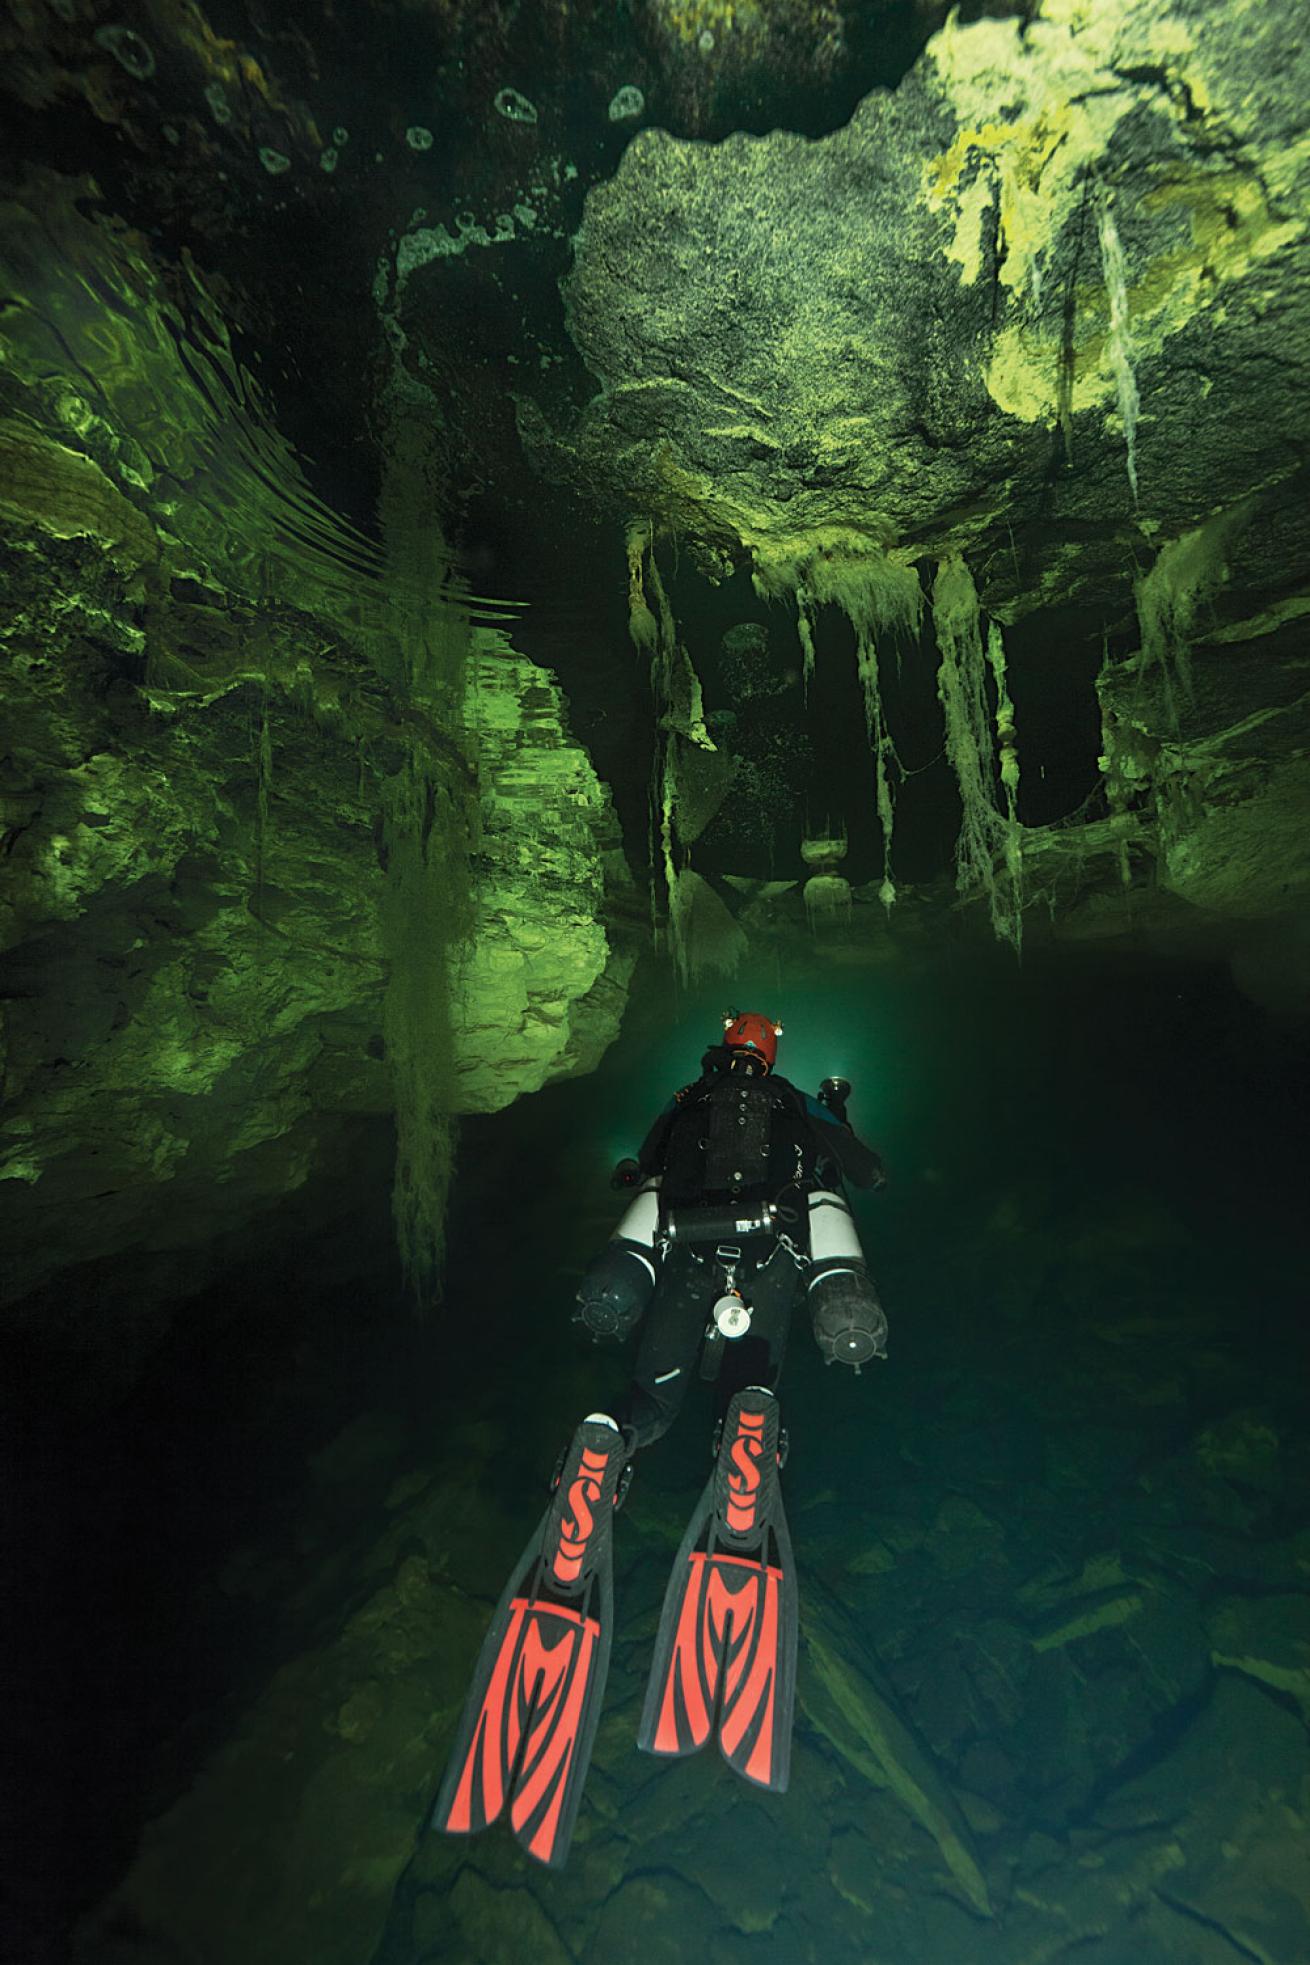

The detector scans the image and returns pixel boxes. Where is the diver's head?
[721,1009,782,1075]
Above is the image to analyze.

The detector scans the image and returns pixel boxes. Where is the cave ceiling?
[8,0,1299,925]
[0,0,956,518]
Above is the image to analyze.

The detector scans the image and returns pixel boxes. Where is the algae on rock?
[1133,499,1256,725]
[452,629,633,1108]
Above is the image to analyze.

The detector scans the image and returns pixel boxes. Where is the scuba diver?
[433,1010,888,1868]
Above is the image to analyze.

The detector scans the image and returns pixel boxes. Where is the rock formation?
[512,0,1310,981]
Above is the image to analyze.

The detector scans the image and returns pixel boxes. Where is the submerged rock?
[588,1871,719,1964]
[799,1581,992,1918]
[446,1867,572,1964]
[1206,1594,1310,1721]
[549,0,1310,609]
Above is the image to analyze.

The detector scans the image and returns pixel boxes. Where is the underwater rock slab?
[1012,1580,1212,1826]
[1087,1896,1272,1965]
[643,1794,789,1937]
[444,1866,574,1965]
[798,1580,992,1918]
[1192,1406,1284,1489]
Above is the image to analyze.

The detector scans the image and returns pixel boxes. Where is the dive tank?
[612,1176,662,1268]
[806,1189,888,1368]
[574,1177,662,1342]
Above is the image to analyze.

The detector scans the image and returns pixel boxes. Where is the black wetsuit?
[620,1047,884,1448]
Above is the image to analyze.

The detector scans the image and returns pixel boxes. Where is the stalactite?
[841,558,922,912]
[375,391,472,1298]
[775,545,923,911]
[932,553,1024,951]
[658,739,680,973]
[630,526,720,985]
[855,632,900,911]
[381,752,464,1294]
[796,585,817,697]
[1094,184,1140,508]
[986,619,1024,916]
[253,687,272,921]
[626,519,659,659]
[986,621,1018,815]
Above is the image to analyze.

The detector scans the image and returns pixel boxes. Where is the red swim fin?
[638,1388,797,1792]
[432,1417,624,1869]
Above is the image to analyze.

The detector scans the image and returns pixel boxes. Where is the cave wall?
[0,171,630,1322]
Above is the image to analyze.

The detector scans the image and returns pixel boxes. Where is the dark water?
[21,941,1307,1963]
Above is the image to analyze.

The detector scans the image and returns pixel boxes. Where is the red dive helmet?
[722,1009,783,1073]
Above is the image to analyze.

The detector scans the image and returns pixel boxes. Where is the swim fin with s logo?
[637,1387,797,1792]
[432,1416,626,1869]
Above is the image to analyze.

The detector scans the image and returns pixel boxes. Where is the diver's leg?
[715,1243,801,1417]
[620,1247,713,1449]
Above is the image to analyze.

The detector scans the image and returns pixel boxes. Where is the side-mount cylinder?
[575,1177,662,1343]
[806,1188,888,1369]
